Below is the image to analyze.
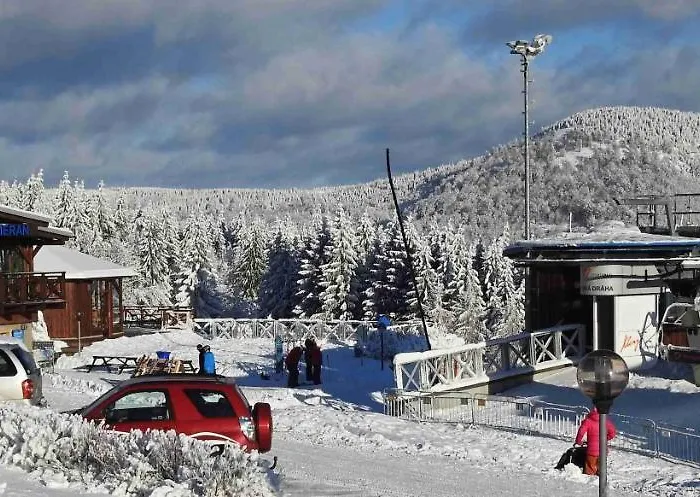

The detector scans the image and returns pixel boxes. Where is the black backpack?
[555,445,586,470]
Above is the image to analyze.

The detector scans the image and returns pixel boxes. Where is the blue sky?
[1,0,700,189]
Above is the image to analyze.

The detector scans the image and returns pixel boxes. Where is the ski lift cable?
[385,148,432,351]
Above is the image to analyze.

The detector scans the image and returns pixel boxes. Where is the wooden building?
[0,205,73,345]
[34,245,137,352]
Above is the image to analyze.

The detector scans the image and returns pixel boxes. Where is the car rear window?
[10,347,37,374]
[0,350,18,376]
[184,389,236,418]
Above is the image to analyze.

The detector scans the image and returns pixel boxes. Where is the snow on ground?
[3,328,700,496]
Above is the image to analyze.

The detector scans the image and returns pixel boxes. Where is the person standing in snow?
[304,338,314,382]
[309,339,322,385]
[574,406,616,476]
[286,345,304,387]
[202,345,216,375]
[196,344,206,374]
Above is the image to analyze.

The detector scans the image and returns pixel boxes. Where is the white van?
[0,337,44,406]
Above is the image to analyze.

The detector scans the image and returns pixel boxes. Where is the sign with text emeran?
[0,223,30,237]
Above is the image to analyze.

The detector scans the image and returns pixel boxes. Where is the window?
[184,389,235,418]
[0,248,25,273]
[0,350,18,376]
[9,347,36,375]
[106,390,171,422]
[90,280,106,329]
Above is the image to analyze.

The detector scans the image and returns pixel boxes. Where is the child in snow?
[574,407,616,476]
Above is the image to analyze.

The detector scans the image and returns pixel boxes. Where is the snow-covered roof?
[505,221,700,262]
[34,245,137,280]
[0,204,52,225]
[37,225,74,238]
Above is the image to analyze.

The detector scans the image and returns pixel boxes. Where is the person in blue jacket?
[202,345,216,375]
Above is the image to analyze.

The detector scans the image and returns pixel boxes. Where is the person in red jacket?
[285,345,304,388]
[575,407,617,476]
[309,340,322,385]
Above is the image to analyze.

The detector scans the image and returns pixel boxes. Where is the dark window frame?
[184,388,236,418]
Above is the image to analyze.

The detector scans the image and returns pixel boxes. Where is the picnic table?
[85,355,197,375]
[85,355,142,374]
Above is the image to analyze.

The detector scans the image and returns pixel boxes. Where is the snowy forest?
[0,171,524,343]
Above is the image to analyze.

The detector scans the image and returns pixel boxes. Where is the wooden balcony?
[0,272,66,313]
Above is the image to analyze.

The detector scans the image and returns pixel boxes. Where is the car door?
[102,388,175,434]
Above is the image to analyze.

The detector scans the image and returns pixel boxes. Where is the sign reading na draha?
[0,223,30,237]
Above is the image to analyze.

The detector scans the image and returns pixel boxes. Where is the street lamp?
[506,34,553,240]
[576,349,629,497]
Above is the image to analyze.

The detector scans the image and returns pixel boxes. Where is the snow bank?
[0,404,278,496]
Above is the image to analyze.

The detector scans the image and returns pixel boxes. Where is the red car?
[71,375,272,453]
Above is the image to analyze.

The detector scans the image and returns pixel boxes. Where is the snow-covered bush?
[0,404,279,496]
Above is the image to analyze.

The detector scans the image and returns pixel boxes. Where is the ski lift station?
[504,218,700,384]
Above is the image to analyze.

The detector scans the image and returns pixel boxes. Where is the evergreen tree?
[54,172,76,231]
[369,220,413,319]
[231,219,268,301]
[404,219,440,321]
[23,170,49,214]
[293,215,332,318]
[319,208,361,320]
[445,243,488,342]
[93,180,116,240]
[482,225,523,338]
[136,212,170,287]
[258,228,299,318]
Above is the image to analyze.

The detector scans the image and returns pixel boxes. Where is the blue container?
[156,351,171,360]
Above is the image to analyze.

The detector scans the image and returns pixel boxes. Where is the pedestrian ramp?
[392,324,584,395]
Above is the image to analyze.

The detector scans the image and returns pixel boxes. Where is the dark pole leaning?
[385,148,432,350]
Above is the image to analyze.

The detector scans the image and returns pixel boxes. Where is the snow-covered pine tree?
[23,170,49,214]
[230,219,268,302]
[136,212,170,287]
[482,225,523,338]
[369,220,413,320]
[53,172,76,231]
[0,181,17,207]
[445,243,488,342]
[258,228,300,318]
[359,233,384,320]
[93,180,116,240]
[113,190,131,242]
[404,219,440,321]
[319,207,360,320]
[293,215,332,318]
[172,212,215,311]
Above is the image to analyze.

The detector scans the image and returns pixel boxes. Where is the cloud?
[0,1,700,189]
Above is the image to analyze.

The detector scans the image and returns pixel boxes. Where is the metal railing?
[393,324,585,392]
[383,389,700,467]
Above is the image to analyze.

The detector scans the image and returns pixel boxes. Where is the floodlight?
[504,33,554,240]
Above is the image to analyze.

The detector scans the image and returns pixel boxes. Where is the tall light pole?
[506,34,553,240]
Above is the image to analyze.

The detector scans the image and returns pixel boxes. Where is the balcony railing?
[0,272,66,311]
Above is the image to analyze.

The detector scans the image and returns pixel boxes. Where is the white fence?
[383,390,700,468]
[192,318,425,343]
[393,324,585,392]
